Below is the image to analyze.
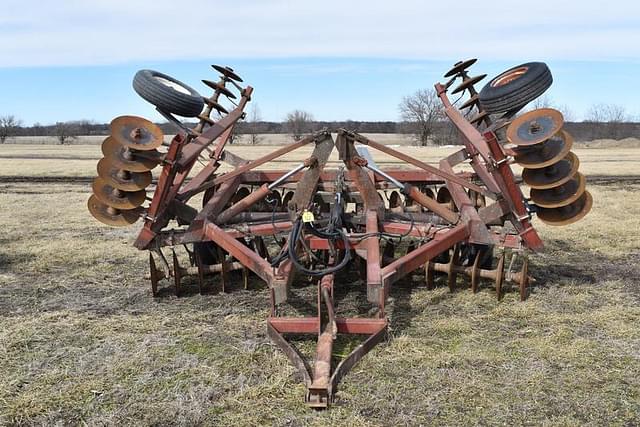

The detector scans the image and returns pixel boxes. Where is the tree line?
[397,89,640,146]
[1,96,638,145]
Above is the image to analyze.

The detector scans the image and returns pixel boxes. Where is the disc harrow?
[88,59,592,408]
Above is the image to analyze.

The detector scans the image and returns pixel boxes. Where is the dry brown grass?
[0,145,639,425]
[2,142,640,178]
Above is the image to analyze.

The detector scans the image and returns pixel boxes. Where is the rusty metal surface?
[451,74,487,94]
[522,152,580,189]
[506,108,564,146]
[97,157,152,191]
[483,131,544,251]
[289,133,334,216]
[110,115,164,151]
[177,86,253,169]
[345,129,490,196]
[336,131,385,218]
[92,177,146,210]
[101,136,161,172]
[88,61,594,408]
[530,172,586,208]
[444,58,478,77]
[536,190,593,226]
[216,184,271,224]
[382,224,470,286]
[513,130,573,168]
[439,160,492,245]
[87,195,141,227]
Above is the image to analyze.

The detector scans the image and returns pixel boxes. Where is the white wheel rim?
[154,76,191,95]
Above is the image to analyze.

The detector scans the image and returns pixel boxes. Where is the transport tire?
[478,62,552,114]
[133,69,204,117]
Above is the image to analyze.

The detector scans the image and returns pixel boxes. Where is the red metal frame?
[117,64,546,408]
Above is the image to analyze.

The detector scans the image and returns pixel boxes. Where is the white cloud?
[1,0,639,67]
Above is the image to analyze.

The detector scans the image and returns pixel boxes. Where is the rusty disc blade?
[202,100,229,115]
[530,172,586,208]
[201,80,237,99]
[211,65,243,82]
[460,94,480,110]
[451,74,487,95]
[111,115,164,151]
[470,110,490,125]
[231,187,250,204]
[514,130,573,169]
[536,190,592,226]
[444,58,478,77]
[522,152,580,189]
[87,194,141,227]
[92,177,146,210]
[389,190,402,209]
[436,186,456,211]
[97,157,152,191]
[506,108,564,146]
[101,136,161,172]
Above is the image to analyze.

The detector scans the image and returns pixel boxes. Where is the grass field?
[1,141,639,426]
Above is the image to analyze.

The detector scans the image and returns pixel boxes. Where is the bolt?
[130,127,144,140]
[529,121,542,134]
[122,147,134,160]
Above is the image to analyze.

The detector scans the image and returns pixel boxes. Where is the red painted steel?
[103,62,559,407]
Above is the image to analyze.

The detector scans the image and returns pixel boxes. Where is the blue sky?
[0,0,639,125]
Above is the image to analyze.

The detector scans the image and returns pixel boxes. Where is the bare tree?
[286,110,314,141]
[585,103,630,139]
[75,119,96,135]
[398,89,446,146]
[32,122,44,136]
[586,103,629,123]
[528,95,574,121]
[54,121,80,145]
[0,115,22,143]
[247,104,263,145]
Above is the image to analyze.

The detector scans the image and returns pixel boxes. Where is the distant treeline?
[10,120,640,141]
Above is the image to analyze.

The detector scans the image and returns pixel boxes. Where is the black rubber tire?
[478,62,552,114]
[133,69,204,117]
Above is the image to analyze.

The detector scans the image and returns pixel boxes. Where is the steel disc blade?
[451,74,487,95]
[444,58,478,77]
[201,80,236,99]
[87,194,141,227]
[522,152,580,189]
[536,191,592,226]
[436,186,456,211]
[201,100,228,114]
[282,191,294,210]
[389,190,402,208]
[530,172,586,208]
[470,110,490,124]
[111,115,164,151]
[231,187,251,204]
[460,94,480,110]
[211,65,243,82]
[507,108,564,146]
[92,177,146,210]
[97,157,152,191]
[514,130,573,169]
[101,136,161,172]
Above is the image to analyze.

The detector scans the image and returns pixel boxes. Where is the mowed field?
[1,138,639,426]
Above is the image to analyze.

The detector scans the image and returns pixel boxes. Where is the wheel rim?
[154,76,191,95]
[491,66,529,88]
